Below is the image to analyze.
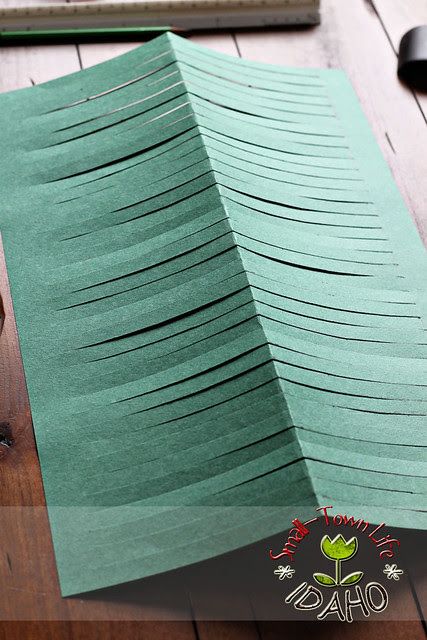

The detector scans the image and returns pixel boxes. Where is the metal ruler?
[0,1,320,31]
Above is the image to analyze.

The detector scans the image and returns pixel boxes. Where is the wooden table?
[0,1,426,637]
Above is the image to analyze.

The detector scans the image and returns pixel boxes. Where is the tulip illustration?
[313,534,363,587]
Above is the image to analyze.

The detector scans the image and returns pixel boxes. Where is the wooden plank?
[0,622,195,640]
[195,622,260,640]
[0,0,79,91]
[188,34,239,56]
[371,0,427,50]
[372,0,427,120]
[187,566,261,640]
[77,32,238,68]
[76,42,141,68]
[258,620,426,639]
[234,0,427,243]
[400,528,427,629]
[0,3,425,636]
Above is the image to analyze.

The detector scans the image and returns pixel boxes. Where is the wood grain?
[257,620,426,640]
[372,0,427,120]
[0,1,425,637]
[0,238,45,509]
[0,0,79,91]
[195,621,261,640]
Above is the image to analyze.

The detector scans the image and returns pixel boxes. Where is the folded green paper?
[0,34,425,596]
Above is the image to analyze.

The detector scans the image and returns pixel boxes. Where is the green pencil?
[0,26,178,46]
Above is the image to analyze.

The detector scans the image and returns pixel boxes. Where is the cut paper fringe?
[0,34,425,596]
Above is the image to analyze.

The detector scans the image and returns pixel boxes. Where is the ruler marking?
[0,0,320,30]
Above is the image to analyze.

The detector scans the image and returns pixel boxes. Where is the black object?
[398,25,427,91]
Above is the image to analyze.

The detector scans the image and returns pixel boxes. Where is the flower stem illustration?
[313,534,363,587]
[335,552,341,586]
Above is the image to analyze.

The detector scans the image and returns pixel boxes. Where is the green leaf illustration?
[340,571,364,586]
[313,572,336,587]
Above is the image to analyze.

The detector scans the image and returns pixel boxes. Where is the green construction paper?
[0,33,425,596]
